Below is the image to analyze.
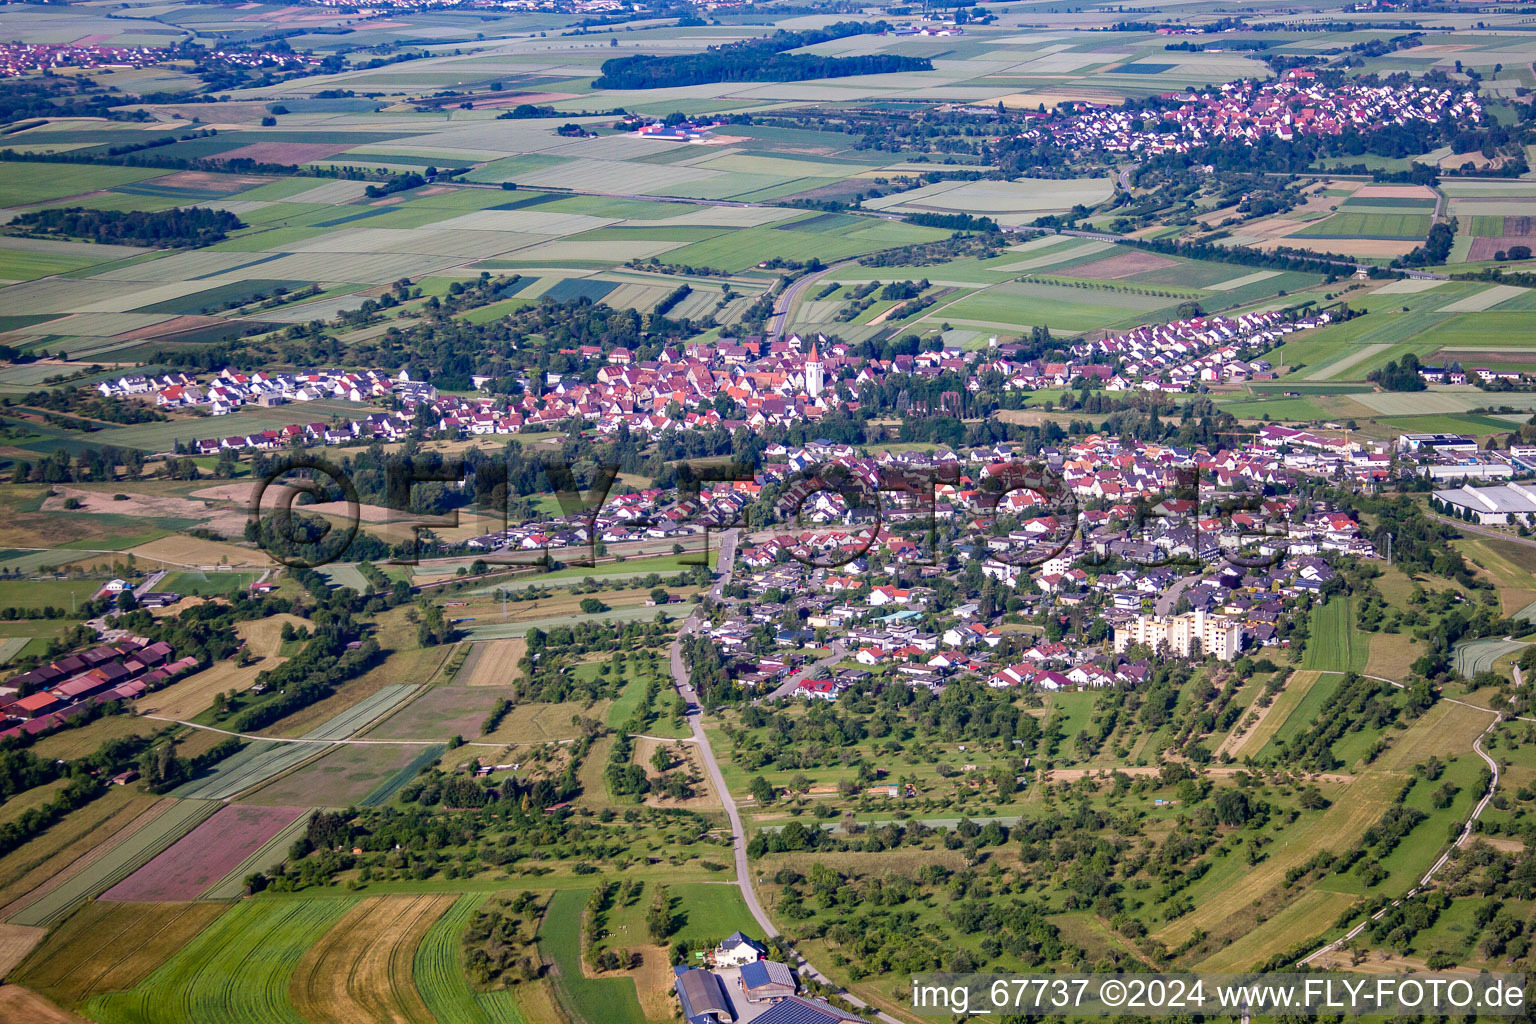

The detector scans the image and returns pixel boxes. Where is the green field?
[160,570,261,597]
[0,161,164,206]
[0,577,106,611]
[1302,597,1368,674]
[1294,212,1431,239]
[539,889,648,1024]
[658,219,946,273]
[84,897,356,1024]
[414,894,529,1024]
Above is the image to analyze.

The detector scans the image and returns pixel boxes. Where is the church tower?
[805,341,824,399]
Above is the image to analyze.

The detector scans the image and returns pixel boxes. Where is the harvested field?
[0,923,43,980]
[148,171,276,194]
[457,637,526,688]
[0,985,85,1024]
[203,810,314,900]
[1065,251,1179,280]
[1258,236,1419,257]
[41,487,212,521]
[1355,185,1438,200]
[288,894,455,1024]
[11,901,227,1005]
[101,804,305,903]
[136,613,306,721]
[1469,236,1536,261]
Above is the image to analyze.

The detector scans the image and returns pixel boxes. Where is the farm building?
[1431,483,1536,524]
[674,965,732,1024]
[740,958,797,1002]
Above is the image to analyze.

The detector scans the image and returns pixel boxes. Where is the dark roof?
[741,958,795,993]
[673,966,730,1023]
[751,996,866,1024]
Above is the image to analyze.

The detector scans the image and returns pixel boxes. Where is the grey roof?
[751,996,867,1024]
[675,967,731,1022]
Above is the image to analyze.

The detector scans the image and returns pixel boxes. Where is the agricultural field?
[81,898,357,1024]
[102,805,307,903]
[4,6,1536,1022]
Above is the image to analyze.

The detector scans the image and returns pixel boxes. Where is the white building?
[1114,609,1246,662]
[1432,483,1536,525]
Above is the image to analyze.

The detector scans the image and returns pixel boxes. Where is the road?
[759,642,848,702]
[132,570,167,599]
[1430,512,1536,551]
[665,528,903,1023]
[1116,161,1141,192]
[766,259,858,341]
[1154,574,1199,616]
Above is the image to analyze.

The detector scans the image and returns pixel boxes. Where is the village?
[93,304,1341,458]
[0,43,318,78]
[1021,72,1482,155]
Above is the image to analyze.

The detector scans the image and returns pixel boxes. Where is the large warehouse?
[1431,483,1536,524]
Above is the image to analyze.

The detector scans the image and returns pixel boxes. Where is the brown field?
[634,736,720,810]
[113,315,224,342]
[10,901,227,1005]
[458,638,526,689]
[126,534,265,568]
[1354,185,1438,200]
[136,613,306,721]
[1066,251,1179,280]
[1258,236,1419,257]
[0,923,44,981]
[288,894,455,1024]
[0,984,86,1023]
[1365,632,1421,683]
[147,170,276,194]
[1469,236,1536,261]
[0,789,159,915]
[215,142,351,164]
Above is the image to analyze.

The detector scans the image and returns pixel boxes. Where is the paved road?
[132,569,167,599]
[759,642,848,702]
[664,529,902,1023]
[1430,512,1536,551]
[767,259,858,342]
[1154,574,1199,616]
